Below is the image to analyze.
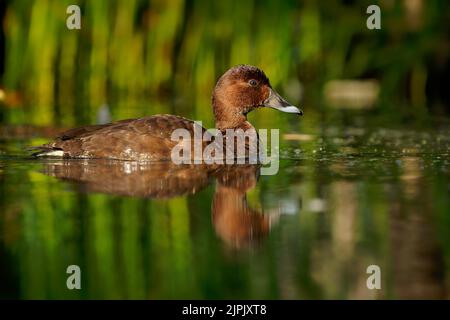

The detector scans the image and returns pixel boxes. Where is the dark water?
[1,117,449,299]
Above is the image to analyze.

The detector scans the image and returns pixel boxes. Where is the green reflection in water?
[0,117,449,299]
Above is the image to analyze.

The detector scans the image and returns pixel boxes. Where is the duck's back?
[33,114,210,161]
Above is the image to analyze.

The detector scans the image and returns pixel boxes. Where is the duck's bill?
[264,88,303,115]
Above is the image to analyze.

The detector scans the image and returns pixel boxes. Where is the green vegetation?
[1,0,448,126]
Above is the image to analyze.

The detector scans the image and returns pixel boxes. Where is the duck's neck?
[213,100,253,131]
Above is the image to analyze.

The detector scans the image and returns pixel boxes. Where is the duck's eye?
[248,79,258,87]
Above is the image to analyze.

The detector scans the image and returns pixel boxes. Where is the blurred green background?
[0,0,449,300]
[0,0,449,127]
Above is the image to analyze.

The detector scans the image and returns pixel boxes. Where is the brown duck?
[32,65,302,160]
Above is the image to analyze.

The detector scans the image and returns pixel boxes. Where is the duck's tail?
[27,145,64,158]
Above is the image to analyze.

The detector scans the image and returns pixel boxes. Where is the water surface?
[1,117,449,299]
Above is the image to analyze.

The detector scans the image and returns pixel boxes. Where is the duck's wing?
[31,115,211,161]
[57,122,128,141]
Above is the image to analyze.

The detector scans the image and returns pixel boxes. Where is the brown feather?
[35,114,211,161]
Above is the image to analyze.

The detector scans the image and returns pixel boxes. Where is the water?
[1,118,449,299]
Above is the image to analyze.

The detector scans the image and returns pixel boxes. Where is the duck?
[31,65,303,161]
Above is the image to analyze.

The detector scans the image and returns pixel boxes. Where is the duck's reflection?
[40,160,273,248]
[42,160,212,198]
[212,165,271,248]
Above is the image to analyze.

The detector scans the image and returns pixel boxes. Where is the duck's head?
[212,65,302,130]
